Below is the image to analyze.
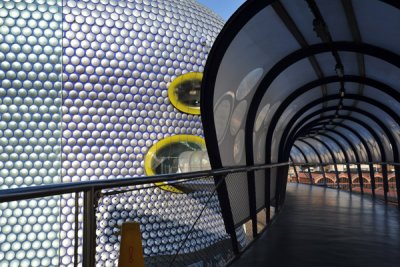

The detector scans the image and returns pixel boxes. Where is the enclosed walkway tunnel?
[200,0,400,260]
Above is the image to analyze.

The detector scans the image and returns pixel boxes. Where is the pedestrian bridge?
[0,0,399,266]
[231,183,400,267]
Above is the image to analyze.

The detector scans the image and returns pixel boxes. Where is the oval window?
[168,72,203,115]
[144,135,208,193]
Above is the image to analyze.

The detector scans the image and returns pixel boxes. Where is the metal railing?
[290,162,400,206]
[2,160,396,266]
[0,163,288,267]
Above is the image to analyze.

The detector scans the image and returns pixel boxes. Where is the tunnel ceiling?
[201,0,400,168]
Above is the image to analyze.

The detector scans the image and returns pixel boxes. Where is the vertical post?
[334,163,340,189]
[320,163,327,186]
[275,165,289,212]
[369,163,375,197]
[346,163,352,192]
[214,175,239,254]
[357,163,364,194]
[292,164,299,183]
[265,167,271,223]
[335,164,342,189]
[279,165,289,205]
[74,192,80,267]
[247,170,257,238]
[307,165,313,185]
[275,166,282,213]
[394,165,400,207]
[83,188,97,267]
[382,164,389,203]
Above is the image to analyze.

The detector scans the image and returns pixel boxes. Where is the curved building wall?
[0,1,228,266]
[0,1,63,266]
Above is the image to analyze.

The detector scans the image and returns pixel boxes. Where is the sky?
[197,0,246,20]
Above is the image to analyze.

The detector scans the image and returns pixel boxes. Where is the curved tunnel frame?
[306,124,373,188]
[261,51,400,208]
[281,95,399,200]
[296,140,327,185]
[201,0,400,253]
[205,44,400,212]
[292,144,313,185]
[307,135,347,188]
[248,42,400,165]
[271,92,400,207]
[283,102,394,200]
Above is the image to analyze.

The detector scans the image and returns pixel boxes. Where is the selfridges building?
[0,0,237,266]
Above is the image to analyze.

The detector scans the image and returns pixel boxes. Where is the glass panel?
[312,164,324,186]
[257,209,267,233]
[387,164,397,204]
[341,121,380,162]
[238,219,254,250]
[298,165,312,184]
[236,68,264,101]
[325,164,337,189]
[375,164,388,202]
[351,166,362,192]
[144,135,208,176]
[255,170,265,210]
[342,101,399,161]
[287,166,297,183]
[338,164,350,191]
[374,164,384,191]
[168,72,203,115]
[356,167,370,193]
[362,85,400,114]
[226,172,250,226]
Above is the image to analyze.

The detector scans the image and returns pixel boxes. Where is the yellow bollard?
[118,222,145,267]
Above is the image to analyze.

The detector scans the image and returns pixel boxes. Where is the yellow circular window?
[168,72,203,115]
[144,135,209,193]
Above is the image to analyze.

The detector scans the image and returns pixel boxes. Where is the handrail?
[0,161,290,267]
[0,160,396,267]
[0,162,289,203]
[3,161,395,203]
[290,162,400,166]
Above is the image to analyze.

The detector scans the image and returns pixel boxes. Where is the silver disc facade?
[0,0,230,266]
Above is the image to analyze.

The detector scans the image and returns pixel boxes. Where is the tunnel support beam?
[297,139,328,186]
[278,94,399,201]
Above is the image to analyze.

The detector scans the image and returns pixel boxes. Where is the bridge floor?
[230,183,400,267]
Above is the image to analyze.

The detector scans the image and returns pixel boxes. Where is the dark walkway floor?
[231,184,400,267]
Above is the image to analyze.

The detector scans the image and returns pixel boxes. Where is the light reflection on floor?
[231,183,400,267]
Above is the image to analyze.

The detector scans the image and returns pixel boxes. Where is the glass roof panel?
[353,0,400,53]
[305,138,334,163]
[338,107,397,162]
[290,146,306,163]
[294,142,319,163]
[203,0,400,170]
[317,0,353,41]
[361,86,400,114]
[321,132,357,162]
[338,52,360,76]
[313,53,337,77]
[316,135,346,163]
[280,0,321,45]
[327,125,368,162]
[325,82,343,95]
[340,121,381,162]
[344,82,362,94]
[364,55,400,91]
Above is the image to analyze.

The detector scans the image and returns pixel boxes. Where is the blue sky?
[197,0,246,20]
